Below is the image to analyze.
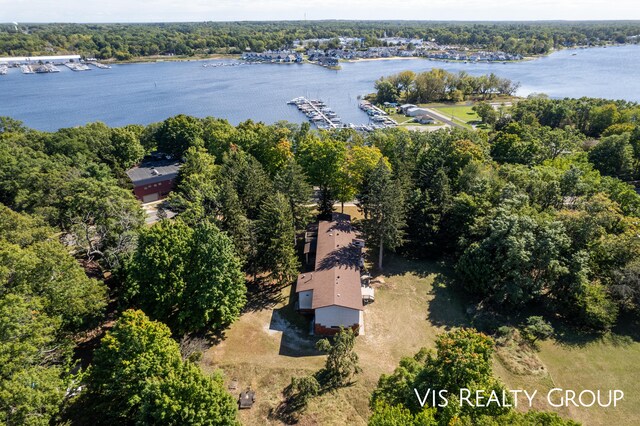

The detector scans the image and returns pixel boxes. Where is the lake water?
[1,44,639,131]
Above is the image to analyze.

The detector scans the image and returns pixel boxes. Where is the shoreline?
[105,53,241,64]
[6,42,635,67]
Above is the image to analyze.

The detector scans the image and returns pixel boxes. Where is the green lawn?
[430,105,480,127]
[495,332,640,425]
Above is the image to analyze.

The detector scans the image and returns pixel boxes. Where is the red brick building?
[126,156,181,203]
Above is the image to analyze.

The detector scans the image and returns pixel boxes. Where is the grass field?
[200,255,640,425]
[429,105,480,128]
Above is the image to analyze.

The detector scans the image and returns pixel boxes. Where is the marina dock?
[20,65,34,74]
[288,97,397,132]
[88,62,111,69]
[288,97,342,130]
[359,100,397,127]
[0,55,111,76]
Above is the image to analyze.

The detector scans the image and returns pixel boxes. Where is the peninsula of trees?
[374,69,519,104]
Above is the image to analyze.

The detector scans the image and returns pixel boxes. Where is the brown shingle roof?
[296,214,363,311]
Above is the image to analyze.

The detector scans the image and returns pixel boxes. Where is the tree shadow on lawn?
[377,253,471,331]
[373,252,442,279]
[552,311,640,349]
[427,271,472,331]
[243,278,287,313]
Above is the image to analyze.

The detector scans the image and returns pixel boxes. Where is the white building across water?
[0,55,81,65]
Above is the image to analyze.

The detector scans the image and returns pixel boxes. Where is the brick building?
[126,155,181,203]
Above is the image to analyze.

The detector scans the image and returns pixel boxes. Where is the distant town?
[241,37,525,68]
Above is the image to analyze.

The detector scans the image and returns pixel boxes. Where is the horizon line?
[6,18,640,25]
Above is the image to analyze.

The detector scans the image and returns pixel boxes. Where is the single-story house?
[126,154,181,203]
[415,115,435,124]
[296,213,373,335]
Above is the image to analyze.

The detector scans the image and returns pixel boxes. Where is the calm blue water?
[1,45,639,131]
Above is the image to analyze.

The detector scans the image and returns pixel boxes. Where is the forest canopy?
[1,21,639,59]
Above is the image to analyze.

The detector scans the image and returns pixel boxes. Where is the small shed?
[239,389,256,409]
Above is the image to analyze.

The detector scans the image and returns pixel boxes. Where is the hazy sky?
[1,0,639,23]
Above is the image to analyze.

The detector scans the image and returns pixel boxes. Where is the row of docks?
[202,61,255,68]
[288,97,398,132]
[11,62,109,74]
[287,97,342,130]
[359,100,398,127]
[1,58,110,75]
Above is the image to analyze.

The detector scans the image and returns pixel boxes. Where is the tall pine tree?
[255,193,300,286]
[359,160,406,269]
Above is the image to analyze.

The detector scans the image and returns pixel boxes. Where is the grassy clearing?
[388,112,415,125]
[494,333,640,425]
[200,255,463,425]
[200,255,640,425]
[430,105,480,127]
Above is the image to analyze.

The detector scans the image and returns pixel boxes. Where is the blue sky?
[1,0,639,22]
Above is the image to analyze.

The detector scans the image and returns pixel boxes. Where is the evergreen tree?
[359,160,406,269]
[274,159,313,232]
[255,193,300,285]
[216,180,251,263]
[168,146,219,223]
[222,149,273,220]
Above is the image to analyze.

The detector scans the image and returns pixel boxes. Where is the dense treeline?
[393,95,640,331]
[1,21,640,59]
[375,69,519,103]
[2,90,640,422]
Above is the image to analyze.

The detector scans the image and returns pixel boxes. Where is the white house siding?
[315,306,361,329]
[299,290,313,310]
